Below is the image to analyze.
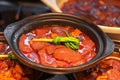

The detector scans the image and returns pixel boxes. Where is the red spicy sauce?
[19,26,96,68]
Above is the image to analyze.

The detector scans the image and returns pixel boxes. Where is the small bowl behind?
[4,13,114,74]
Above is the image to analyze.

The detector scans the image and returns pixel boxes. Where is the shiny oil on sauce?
[19,26,96,68]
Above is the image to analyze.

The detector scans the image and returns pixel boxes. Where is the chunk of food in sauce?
[19,26,96,68]
[61,0,120,27]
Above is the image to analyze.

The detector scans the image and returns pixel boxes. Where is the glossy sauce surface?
[19,26,96,68]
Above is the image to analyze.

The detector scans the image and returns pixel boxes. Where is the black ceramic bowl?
[4,13,114,74]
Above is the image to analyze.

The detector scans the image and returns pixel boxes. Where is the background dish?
[41,0,120,40]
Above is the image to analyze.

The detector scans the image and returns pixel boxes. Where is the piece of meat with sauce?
[53,45,81,63]
[0,43,7,53]
[30,41,50,52]
[38,49,57,67]
[19,34,33,53]
[38,45,70,67]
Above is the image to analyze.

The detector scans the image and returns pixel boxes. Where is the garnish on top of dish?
[18,25,96,68]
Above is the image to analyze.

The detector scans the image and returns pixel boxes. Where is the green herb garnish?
[32,36,79,50]
[0,53,16,59]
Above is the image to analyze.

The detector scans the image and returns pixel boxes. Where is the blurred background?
[0,0,51,32]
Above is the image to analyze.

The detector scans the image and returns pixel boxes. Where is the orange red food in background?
[0,42,41,80]
[61,0,120,27]
[19,26,96,67]
[75,52,120,80]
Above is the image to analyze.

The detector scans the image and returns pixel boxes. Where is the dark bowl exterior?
[4,13,114,74]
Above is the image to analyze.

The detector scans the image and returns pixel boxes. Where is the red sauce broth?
[19,26,96,68]
[61,0,120,27]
